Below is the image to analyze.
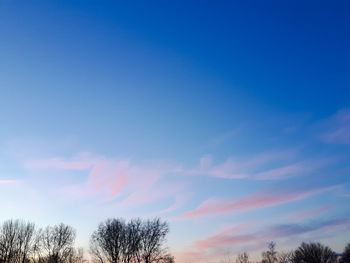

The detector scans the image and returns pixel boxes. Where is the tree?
[0,219,83,263]
[39,223,76,263]
[89,218,172,263]
[122,219,142,263]
[15,220,35,263]
[341,243,350,263]
[236,252,249,263]
[90,218,126,263]
[278,251,293,263]
[262,242,278,263]
[66,248,87,263]
[0,219,35,263]
[139,219,169,263]
[292,242,337,263]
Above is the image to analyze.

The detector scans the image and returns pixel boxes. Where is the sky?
[0,1,350,262]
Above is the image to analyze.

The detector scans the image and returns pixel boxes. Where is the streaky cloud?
[180,184,340,218]
[0,180,16,184]
[320,108,350,144]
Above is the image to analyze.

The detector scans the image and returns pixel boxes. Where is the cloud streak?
[0,180,16,184]
[287,205,333,223]
[188,151,325,181]
[320,108,350,144]
[27,153,187,211]
[180,184,339,218]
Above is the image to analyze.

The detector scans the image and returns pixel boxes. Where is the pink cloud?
[0,180,16,184]
[287,205,333,223]
[188,150,301,180]
[180,185,339,218]
[156,193,193,215]
[30,154,185,208]
[195,223,248,249]
[188,156,248,179]
[253,159,330,180]
[114,180,187,212]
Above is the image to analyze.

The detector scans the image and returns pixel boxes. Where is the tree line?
[1,218,350,263]
[225,241,350,263]
[0,218,173,263]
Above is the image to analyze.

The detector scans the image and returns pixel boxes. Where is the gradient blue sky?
[1,1,350,262]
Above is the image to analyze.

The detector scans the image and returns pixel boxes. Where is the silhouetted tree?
[156,254,174,263]
[0,219,85,263]
[292,242,336,263]
[66,248,87,263]
[139,219,169,263]
[122,219,142,263]
[89,218,171,263]
[0,219,35,263]
[236,252,250,263]
[262,242,278,263]
[278,251,293,263]
[90,218,126,263]
[39,223,76,263]
[342,243,350,263]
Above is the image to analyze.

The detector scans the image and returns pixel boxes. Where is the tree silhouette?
[90,218,172,263]
[278,251,293,263]
[139,218,169,263]
[342,243,350,263]
[36,223,76,263]
[0,219,35,263]
[236,252,250,263]
[262,242,278,263]
[292,242,337,263]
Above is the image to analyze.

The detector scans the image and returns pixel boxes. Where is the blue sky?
[0,1,350,262]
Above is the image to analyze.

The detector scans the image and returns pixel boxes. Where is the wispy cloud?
[286,205,333,223]
[188,151,297,180]
[27,153,186,211]
[24,152,95,170]
[320,108,350,144]
[187,149,330,181]
[180,184,339,218]
[194,223,249,250]
[0,180,16,184]
[254,158,332,180]
[188,156,248,179]
[202,129,239,150]
[157,193,193,214]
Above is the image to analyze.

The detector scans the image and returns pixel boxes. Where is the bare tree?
[90,235,106,263]
[15,220,35,263]
[155,253,174,263]
[342,243,350,263]
[66,248,86,263]
[262,242,278,263]
[277,251,293,263]
[139,219,169,263]
[122,219,142,263]
[39,223,76,263]
[0,219,35,263]
[90,219,126,263]
[89,218,171,263]
[236,252,250,263]
[292,242,336,263]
